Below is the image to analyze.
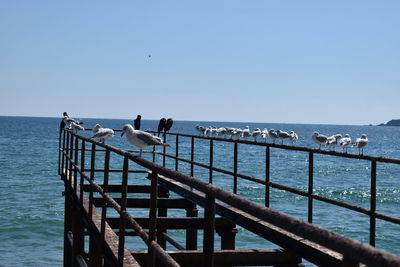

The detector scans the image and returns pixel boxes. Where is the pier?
[59,127,400,266]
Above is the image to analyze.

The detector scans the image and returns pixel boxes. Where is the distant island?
[378,119,400,126]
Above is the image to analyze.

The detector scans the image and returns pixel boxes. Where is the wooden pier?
[59,127,400,266]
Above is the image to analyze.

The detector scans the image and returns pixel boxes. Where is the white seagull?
[121,124,169,156]
[92,124,102,135]
[92,126,115,143]
[242,126,251,139]
[269,129,279,144]
[312,131,328,149]
[251,128,261,141]
[261,128,269,141]
[289,131,299,143]
[68,122,85,133]
[326,134,342,151]
[276,130,291,144]
[195,125,206,135]
[339,134,351,153]
[63,112,83,128]
[353,134,368,155]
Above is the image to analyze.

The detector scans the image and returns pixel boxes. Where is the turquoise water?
[0,116,399,266]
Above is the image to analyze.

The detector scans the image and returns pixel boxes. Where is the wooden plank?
[131,249,302,266]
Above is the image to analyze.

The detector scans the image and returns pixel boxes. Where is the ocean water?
[1,116,400,266]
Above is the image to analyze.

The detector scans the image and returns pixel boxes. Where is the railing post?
[370,160,377,247]
[69,133,74,187]
[61,129,67,177]
[89,143,96,219]
[148,171,159,267]
[64,131,70,179]
[118,155,129,267]
[190,136,195,177]
[80,140,85,205]
[265,146,270,207]
[163,134,166,167]
[308,151,314,223]
[209,139,214,184]
[204,193,215,267]
[186,205,198,250]
[74,135,79,194]
[233,141,238,194]
[101,149,110,237]
[175,135,179,171]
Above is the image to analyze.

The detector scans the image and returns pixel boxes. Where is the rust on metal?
[59,128,400,267]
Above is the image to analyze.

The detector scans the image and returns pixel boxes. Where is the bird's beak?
[121,132,124,137]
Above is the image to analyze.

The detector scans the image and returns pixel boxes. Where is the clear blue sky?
[1,1,399,125]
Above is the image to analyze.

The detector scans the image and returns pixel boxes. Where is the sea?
[0,116,399,266]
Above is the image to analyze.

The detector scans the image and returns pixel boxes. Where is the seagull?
[164,118,173,134]
[312,131,328,149]
[269,129,279,144]
[216,127,227,136]
[353,134,368,155]
[226,127,236,138]
[92,124,102,135]
[261,128,269,141]
[134,115,142,130]
[92,127,115,143]
[242,126,251,139]
[158,118,166,136]
[195,125,206,135]
[251,128,262,141]
[289,131,299,143]
[233,128,243,139]
[339,134,351,153]
[276,130,291,144]
[68,122,85,133]
[326,134,342,151]
[63,112,83,128]
[121,124,169,156]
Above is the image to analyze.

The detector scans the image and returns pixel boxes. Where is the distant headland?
[378,119,400,126]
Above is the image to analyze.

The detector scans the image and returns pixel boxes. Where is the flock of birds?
[61,112,369,156]
[195,125,369,155]
[62,112,172,156]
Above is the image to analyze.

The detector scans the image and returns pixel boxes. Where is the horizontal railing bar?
[75,128,400,165]
[62,141,400,227]
[158,152,389,220]
[92,197,195,209]
[82,169,148,173]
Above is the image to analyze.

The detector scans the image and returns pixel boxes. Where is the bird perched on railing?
[312,131,328,149]
[62,112,84,129]
[121,124,169,156]
[68,122,85,133]
[289,131,298,143]
[326,134,342,151]
[164,118,173,134]
[134,115,141,130]
[158,118,166,136]
[92,124,102,135]
[339,134,351,153]
[92,126,115,143]
[353,134,368,155]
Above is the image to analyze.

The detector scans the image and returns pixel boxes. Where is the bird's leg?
[139,148,143,157]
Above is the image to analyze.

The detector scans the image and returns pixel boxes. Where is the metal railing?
[59,128,400,266]
[153,131,400,248]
